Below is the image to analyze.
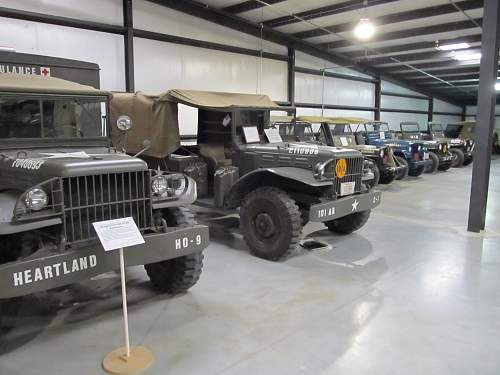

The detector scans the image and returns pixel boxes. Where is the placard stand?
[92,218,154,375]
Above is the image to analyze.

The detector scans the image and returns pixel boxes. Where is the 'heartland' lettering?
[13,255,97,286]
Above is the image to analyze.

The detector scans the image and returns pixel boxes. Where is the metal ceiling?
[184,0,494,105]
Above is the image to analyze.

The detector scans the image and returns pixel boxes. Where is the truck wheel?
[394,156,408,180]
[144,208,204,294]
[438,161,452,172]
[450,148,465,167]
[364,160,380,189]
[379,172,396,184]
[425,152,439,173]
[463,157,473,166]
[325,210,371,234]
[408,165,425,177]
[240,187,302,261]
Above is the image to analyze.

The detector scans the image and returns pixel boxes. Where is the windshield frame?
[0,92,110,149]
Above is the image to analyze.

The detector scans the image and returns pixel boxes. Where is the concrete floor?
[2,160,500,375]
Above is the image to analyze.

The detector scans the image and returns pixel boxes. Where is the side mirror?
[116,115,133,132]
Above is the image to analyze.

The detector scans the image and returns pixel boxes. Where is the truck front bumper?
[0,225,209,299]
[409,159,432,169]
[309,190,381,222]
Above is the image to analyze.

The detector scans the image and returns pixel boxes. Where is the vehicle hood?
[0,147,147,191]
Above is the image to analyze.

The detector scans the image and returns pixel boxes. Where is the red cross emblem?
[40,67,51,76]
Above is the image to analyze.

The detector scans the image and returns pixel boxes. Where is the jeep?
[0,75,209,332]
[113,90,381,261]
[293,116,406,185]
[426,122,474,167]
[354,121,432,179]
[445,121,498,155]
[396,122,453,173]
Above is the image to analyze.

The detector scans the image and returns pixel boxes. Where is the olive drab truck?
[113,90,382,261]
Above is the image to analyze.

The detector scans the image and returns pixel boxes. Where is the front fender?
[225,167,331,208]
[0,192,62,235]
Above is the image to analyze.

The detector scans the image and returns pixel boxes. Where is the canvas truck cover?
[0,73,109,96]
[297,116,372,125]
[162,89,287,110]
[110,92,180,158]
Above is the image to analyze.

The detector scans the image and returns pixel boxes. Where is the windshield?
[0,96,107,140]
[401,123,420,132]
[430,123,443,132]
[365,122,390,132]
[329,123,352,135]
[279,122,316,142]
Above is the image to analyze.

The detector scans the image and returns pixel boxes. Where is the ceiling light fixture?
[354,18,375,40]
[436,42,470,51]
[452,52,482,61]
[495,82,500,91]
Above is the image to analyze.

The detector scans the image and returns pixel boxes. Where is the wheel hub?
[254,213,276,238]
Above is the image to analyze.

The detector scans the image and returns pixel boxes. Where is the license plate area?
[340,181,356,196]
[424,152,429,160]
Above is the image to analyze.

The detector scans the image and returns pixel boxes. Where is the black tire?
[364,160,380,189]
[450,148,465,167]
[425,152,439,173]
[325,210,371,235]
[145,208,204,294]
[463,157,473,166]
[438,161,452,171]
[240,187,302,261]
[408,165,425,177]
[299,207,310,227]
[379,171,396,184]
[394,156,408,180]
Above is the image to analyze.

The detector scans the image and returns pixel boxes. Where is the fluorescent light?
[452,52,481,61]
[354,18,376,40]
[436,42,470,51]
[496,82,500,91]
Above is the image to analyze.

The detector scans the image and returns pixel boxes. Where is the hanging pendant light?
[354,1,376,40]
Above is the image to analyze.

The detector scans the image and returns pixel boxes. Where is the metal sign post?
[93,217,154,375]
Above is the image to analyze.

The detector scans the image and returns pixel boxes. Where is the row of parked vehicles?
[0,74,476,342]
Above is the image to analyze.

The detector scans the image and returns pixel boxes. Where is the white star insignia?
[351,199,359,211]
[373,194,379,204]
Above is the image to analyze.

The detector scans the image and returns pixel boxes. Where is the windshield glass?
[430,123,443,132]
[401,123,420,132]
[278,122,315,142]
[365,122,390,132]
[0,96,107,140]
[329,123,352,135]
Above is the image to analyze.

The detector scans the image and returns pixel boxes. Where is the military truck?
[0,75,209,331]
[295,116,405,185]
[397,122,453,173]
[445,121,498,155]
[426,122,474,167]
[112,90,381,261]
[354,121,432,178]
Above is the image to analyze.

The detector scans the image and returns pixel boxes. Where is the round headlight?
[379,149,385,158]
[418,145,422,151]
[116,115,133,131]
[167,174,187,197]
[151,175,168,195]
[438,144,443,151]
[25,188,48,211]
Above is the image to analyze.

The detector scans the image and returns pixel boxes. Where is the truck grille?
[325,157,363,196]
[62,171,153,245]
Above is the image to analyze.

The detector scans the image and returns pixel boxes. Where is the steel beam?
[428,98,434,122]
[287,46,295,106]
[294,66,377,83]
[293,0,482,40]
[223,0,286,14]
[381,91,428,100]
[468,0,500,232]
[320,18,482,50]
[295,102,376,112]
[123,0,134,92]
[375,79,381,121]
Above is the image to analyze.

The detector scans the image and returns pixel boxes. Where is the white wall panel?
[134,38,287,135]
[381,95,428,111]
[295,73,374,107]
[432,115,462,126]
[296,107,374,120]
[381,80,423,96]
[133,0,286,55]
[380,112,428,130]
[434,99,462,114]
[1,17,125,91]
[295,51,373,79]
[0,0,123,25]
[466,105,500,116]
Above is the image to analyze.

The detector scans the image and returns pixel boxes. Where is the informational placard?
[379,131,385,140]
[264,128,283,143]
[340,181,356,196]
[340,137,348,146]
[93,217,145,251]
[243,126,260,143]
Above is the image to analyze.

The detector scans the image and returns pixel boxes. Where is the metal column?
[287,45,295,107]
[428,97,433,123]
[467,0,500,232]
[374,78,381,121]
[123,0,135,92]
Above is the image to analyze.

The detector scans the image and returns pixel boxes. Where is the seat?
[198,143,230,174]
